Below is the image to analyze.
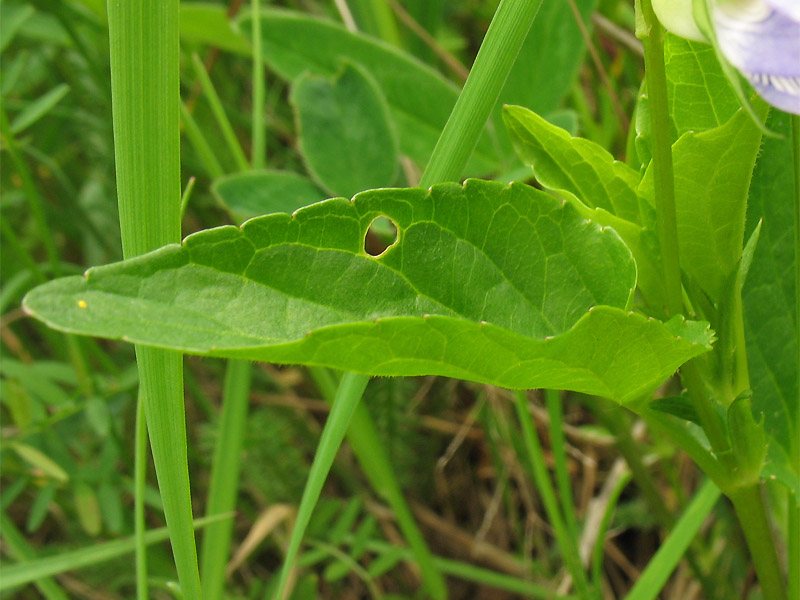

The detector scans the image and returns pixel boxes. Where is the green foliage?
[640,105,766,302]
[742,110,799,465]
[291,62,398,198]
[236,8,500,175]
[213,171,326,224]
[24,180,712,403]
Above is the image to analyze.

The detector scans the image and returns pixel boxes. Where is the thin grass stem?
[512,391,594,598]
[273,372,369,600]
[545,389,580,541]
[200,359,252,600]
[251,0,265,169]
[418,0,543,187]
[135,393,149,600]
[180,101,225,180]
[191,54,249,172]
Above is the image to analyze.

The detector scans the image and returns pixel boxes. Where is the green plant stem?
[792,113,800,475]
[201,359,252,600]
[727,484,787,600]
[636,0,730,457]
[251,0,265,169]
[513,392,594,598]
[191,54,249,172]
[634,0,681,317]
[135,393,149,600]
[107,1,200,597]
[180,176,197,220]
[419,0,542,187]
[0,514,231,590]
[0,106,61,276]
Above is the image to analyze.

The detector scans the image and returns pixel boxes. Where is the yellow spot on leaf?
[78,300,87,309]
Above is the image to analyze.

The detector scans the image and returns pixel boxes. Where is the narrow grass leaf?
[9,83,69,135]
[0,514,231,590]
[623,479,720,600]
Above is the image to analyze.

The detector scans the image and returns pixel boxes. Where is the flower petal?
[714,0,800,114]
[764,0,800,21]
[652,0,707,41]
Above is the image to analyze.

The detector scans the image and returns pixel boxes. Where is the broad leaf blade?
[236,9,500,175]
[743,110,798,466]
[503,105,644,222]
[503,105,665,311]
[663,35,740,139]
[24,180,712,404]
[291,62,398,198]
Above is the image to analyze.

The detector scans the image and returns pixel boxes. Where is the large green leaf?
[503,105,665,311]
[742,110,798,466]
[23,180,712,404]
[663,35,740,140]
[639,106,765,303]
[291,62,398,198]
[236,9,500,175]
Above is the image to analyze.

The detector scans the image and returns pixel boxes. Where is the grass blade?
[200,359,253,600]
[106,1,200,596]
[1,515,231,590]
[623,479,720,600]
[273,372,369,599]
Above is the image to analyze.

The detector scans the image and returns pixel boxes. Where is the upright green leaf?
[742,110,798,465]
[24,180,712,404]
[291,62,398,198]
[236,9,500,175]
[640,106,765,302]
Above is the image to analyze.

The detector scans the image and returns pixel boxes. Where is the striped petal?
[714,0,800,114]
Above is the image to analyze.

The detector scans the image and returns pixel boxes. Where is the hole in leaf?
[364,216,398,257]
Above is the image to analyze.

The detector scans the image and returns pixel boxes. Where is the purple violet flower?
[713,0,800,114]
[653,0,800,114]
